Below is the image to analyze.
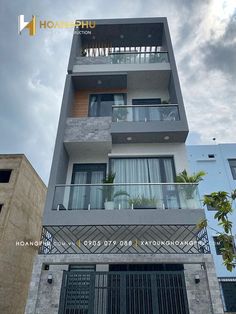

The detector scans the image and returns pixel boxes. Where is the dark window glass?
[213,237,223,255]
[221,281,236,311]
[132,98,161,105]
[89,93,126,117]
[0,204,3,213]
[206,204,216,211]
[0,170,12,183]
[228,159,236,180]
[205,195,216,210]
[213,236,234,255]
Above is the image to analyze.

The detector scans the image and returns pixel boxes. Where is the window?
[228,159,236,180]
[213,236,224,255]
[69,164,106,210]
[89,93,126,117]
[213,236,234,255]
[206,204,216,211]
[205,196,216,211]
[0,204,3,213]
[0,170,12,183]
[110,157,178,209]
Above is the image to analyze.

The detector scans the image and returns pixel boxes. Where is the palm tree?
[175,169,206,199]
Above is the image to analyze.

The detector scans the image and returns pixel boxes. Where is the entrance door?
[108,264,189,314]
[59,265,190,314]
[59,265,96,314]
[69,164,106,210]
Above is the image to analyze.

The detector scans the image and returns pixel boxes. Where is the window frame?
[213,236,235,255]
[88,93,127,117]
[0,169,12,183]
[228,159,236,180]
[109,156,176,183]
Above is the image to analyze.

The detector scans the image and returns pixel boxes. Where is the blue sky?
[0,0,235,184]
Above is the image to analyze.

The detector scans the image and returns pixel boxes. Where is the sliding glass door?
[69,164,106,210]
[110,157,178,209]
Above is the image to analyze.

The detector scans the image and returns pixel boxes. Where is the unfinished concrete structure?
[0,154,46,314]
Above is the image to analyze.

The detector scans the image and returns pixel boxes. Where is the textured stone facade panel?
[64,117,112,143]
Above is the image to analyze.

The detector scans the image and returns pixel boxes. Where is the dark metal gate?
[59,270,189,314]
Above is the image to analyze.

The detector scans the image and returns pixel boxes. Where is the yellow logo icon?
[18,15,36,36]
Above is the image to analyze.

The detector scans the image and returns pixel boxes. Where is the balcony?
[52,183,201,211]
[112,104,179,122]
[75,52,168,65]
[43,185,208,253]
[111,104,188,143]
[43,177,205,226]
[73,52,170,73]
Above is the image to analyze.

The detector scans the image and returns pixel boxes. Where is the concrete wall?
[25,254,224,314]
[0,155,46,314]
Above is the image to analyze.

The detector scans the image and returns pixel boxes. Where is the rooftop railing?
[75,51,169,65]
[52,183,201,211]
[112,104,179,122]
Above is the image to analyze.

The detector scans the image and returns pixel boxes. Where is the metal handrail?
[112,104,178,108]
[55,182,199,187]
[108,51,168,55]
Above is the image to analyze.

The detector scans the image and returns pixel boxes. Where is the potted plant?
[128,195,157,209]
[175,169,206,208]
[102,173,129,210]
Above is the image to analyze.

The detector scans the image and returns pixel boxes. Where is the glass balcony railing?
[75,52,169,65]
[52,183,201,211]
[112,105,180,122]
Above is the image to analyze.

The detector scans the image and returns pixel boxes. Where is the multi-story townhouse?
[26,18,224,314]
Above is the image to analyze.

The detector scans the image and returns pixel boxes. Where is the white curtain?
[163,159,178,208]
[114,94,125,106]
[70,172,87,209]
[90,171,104,209]
[148,159,163,207]
[89,95,98,116]
[111,158,175,209]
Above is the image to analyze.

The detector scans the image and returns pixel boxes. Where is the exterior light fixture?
[97,80,102,85]
[47,274,53,284]
[164,136,170,140]
[120,34,124,39]
[148,34,152,38]
[195,274,200,284]
[44,264,49,271]
[126,137,132,141]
